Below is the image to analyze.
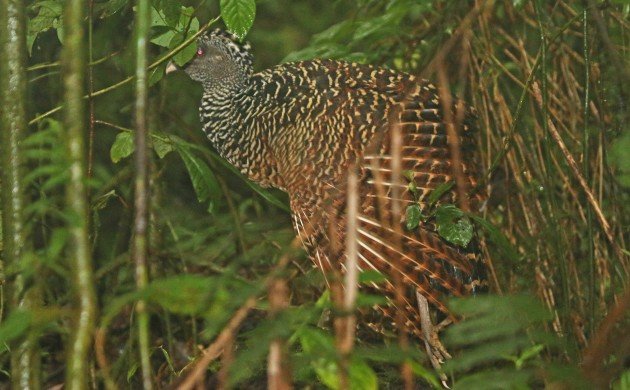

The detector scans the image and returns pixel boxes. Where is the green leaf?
[514,344,544,369]
[409,360,441,389]
[220,0,256,40]
[608,129,630,187]
[298,327,377,390]
[0,308,60,353]
[407,180,418,197]
[148,63,166,86]
[405,203,422,230]
[435,205,473,247]
[402,169,415,182]
[146,275,218,315]
[158,346,176,374]
[27,1,63,54]
[110,132,134,163]
[177,147,221,207]
[155,0,181,27]
[452,368,532,390]
[356,293,388,307]
[353,11,403,42]
[470,215,520,263]
[299,327,336,354]
[348,358,378,390]
[152,135,174,158]
[127,361,139,382]
[446,295,552,347]
[170,31,197,66]
[359,269,387,284]
[94,0,128,18]
[427,181,454,205]
[150,6,199,48]
[0,310,32,347]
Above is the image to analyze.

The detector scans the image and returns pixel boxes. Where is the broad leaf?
[405,203,423,230]
[146,275,219,315]
[150,6,199,52]
[154,0,181,27]
[94,0,128,18]
[220,0,256,40]
[434,205,473,247]
[169,31,197,66]
[0,311,32,349]
[608,129,630,187]
[27,0,63,54]
[177,147,221,207]
[427,181,454,205]
[152,135,174,159]
[471,215,520,263]
[110,132,134,163]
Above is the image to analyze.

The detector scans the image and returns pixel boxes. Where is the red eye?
[196,48,204,57]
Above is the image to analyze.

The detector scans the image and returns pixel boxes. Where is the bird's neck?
[199,80,286,190]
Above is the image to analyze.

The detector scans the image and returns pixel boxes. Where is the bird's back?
[231,59,486,327]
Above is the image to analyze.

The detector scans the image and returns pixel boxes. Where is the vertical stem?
[62,0,97,387]
[534,0,571,340]
[267,277,292,390]
[337,166,359,389]
[87,0,96,181]
[134,0,153,387]
[582,3,595,337]
[342,167,359,345]
[390,111,413,390]
[0,0,40,387]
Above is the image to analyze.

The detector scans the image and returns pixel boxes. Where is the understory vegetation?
[1,0,628,388]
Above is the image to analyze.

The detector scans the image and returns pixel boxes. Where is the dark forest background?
[0,0,629,388]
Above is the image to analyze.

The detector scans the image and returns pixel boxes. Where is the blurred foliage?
[0,0,628,388]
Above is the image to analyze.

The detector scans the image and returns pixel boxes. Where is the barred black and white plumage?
[174,28,487,378]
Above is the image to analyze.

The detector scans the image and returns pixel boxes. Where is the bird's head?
[168,29,253,92]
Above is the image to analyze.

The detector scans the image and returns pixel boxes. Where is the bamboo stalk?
[61,0,97,386]
[0,0,40,387]
[133,0,153,387]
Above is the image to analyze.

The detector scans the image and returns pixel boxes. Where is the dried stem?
[389,109,414,390]
[582,287,630,387]
[531,82,626,271]
[217,334,235,389]
[268,278,292,390]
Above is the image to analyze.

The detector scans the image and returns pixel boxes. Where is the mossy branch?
[133,0,154,387]
[61,0,97,387]
[0,0,41,387]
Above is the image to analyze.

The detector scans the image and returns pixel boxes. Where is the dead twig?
[531,82,627,271]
